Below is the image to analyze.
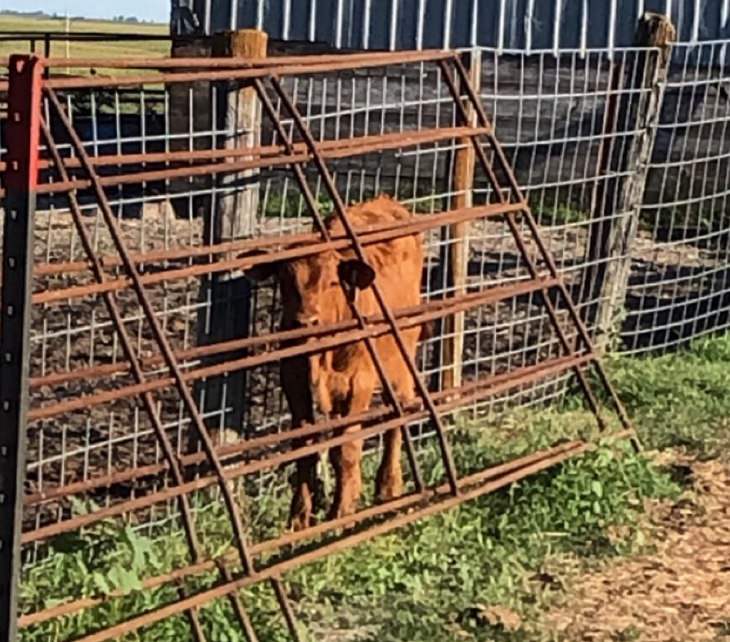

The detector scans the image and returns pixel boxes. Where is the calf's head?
[245,251,376,328]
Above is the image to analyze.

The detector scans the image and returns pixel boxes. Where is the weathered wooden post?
[442,49,482,392]
[215,29,268,240]
[583,13,675,351]
[194,29,268,434]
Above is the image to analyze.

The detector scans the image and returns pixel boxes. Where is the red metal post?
[0,54,43,642]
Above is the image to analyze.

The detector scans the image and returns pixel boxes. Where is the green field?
[0,14,169,61]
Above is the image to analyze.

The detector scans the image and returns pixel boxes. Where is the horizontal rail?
[1,126,478,175]
[27,276,555,422]
[31,201,526,306]
[42,49,452,70]
[33,185,500,279]
[27,320,571,507]
[23,440,600,638]
[0,31,175,41]
[20,438,594,629]
[30,275,552,392]
[38,126,483,173]
[22,351,593,545]
[32,126,488,195]
[43,51,456,90]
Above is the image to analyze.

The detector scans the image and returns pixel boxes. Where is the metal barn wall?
[172,0,730,49]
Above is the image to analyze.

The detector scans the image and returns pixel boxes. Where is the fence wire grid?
[0,49,636,642]
[0,35,727,642]
[0,43,725,519]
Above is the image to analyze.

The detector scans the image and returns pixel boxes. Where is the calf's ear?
[338,259,376,290]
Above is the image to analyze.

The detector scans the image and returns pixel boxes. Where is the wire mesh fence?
[0,33,730,640]
[624,40,730,353]
[0,50,632,641]
[0,40,726,514]
[474,45,661,365]
[0,39,726,524]
[14,52,568,543]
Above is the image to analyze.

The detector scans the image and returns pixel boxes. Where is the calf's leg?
[375,376,415,502]
[281,356,321,531]
[376,428,403,502]
[328,374,373,520]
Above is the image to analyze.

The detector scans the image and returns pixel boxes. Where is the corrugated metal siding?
[173,0,730,48]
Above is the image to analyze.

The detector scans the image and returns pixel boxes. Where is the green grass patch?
[21,333,730,642]
[531,200,589,227]
[20,438,676,642]
[602,333,730,459]
[263,192,334,220]
[294,440,676,642]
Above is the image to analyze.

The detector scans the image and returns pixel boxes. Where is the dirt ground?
[544,451,730,642]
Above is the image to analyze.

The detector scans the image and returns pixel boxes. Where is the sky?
[4,1,168,22]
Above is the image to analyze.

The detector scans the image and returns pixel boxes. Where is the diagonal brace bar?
[265,73,461,495]
[43,87,259,578]
[40,119,260,642]
[449,56,636,440]
[437,58,609,432]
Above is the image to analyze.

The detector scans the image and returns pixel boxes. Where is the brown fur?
[247,195,425,529]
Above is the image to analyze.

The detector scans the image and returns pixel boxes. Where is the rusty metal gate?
[0,50,634,641]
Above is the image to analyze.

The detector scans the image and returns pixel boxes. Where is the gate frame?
[0,55,43,642]
[4,49,638,641]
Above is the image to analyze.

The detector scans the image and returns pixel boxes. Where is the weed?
[293,441,676,642]
[21,333,730,641]
[602,333,730,459]
[531,200,589,227]
[263,192,334,219]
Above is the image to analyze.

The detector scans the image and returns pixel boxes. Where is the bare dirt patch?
[545,452,730,642]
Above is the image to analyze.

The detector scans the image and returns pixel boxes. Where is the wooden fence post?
[194,29,268,435]
[217,29,268,240]
[583,13,675,351]
[442,49,482,391]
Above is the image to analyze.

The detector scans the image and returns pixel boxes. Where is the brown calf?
[247,195,425,530]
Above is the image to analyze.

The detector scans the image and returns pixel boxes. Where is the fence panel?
[475,46,665,352]
[623,40,730,353]
[0,51,631,641]
[4,29,730,640]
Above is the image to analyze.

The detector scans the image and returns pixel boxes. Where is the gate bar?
[44,87,258,578]
[266,74,461,496]
[450,55,636,439]
[436,58,608,430]
[40,119,255,642]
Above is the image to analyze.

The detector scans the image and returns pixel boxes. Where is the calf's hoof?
[375,480,403,503]
[288,511,314,532]
[326,499,359,529]
[288,491,315,532]
[376,467,403,503]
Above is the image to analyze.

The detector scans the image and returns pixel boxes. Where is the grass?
[263,192,335,220]
[19,333,730,642]
[0,15,168,62]
[605,333,730,460]
[530,199,589,227]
